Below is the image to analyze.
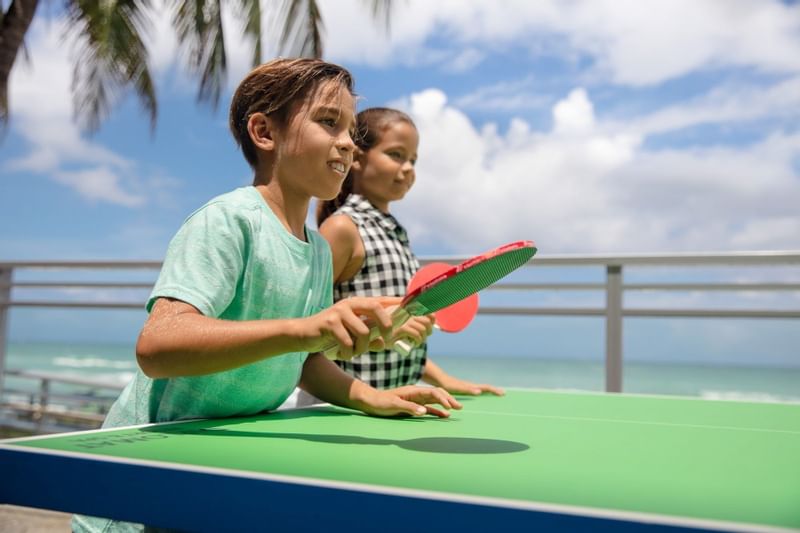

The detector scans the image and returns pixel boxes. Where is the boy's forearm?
[136,313,311,378]
[299,353,374,410]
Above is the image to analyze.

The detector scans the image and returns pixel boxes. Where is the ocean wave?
[700,390,800,404]
[90,371,136,385]
[53,357,137,370]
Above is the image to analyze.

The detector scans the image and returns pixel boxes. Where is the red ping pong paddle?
[393,262,479,355]
[321,240,536,360]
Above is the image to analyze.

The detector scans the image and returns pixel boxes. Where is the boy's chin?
[316,189,341,201]
[316,182,348,201]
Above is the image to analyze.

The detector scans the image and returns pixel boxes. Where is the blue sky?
[2,0,799,367]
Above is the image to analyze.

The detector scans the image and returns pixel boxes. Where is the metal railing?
[1,369,124,434]
[1,251,799,415]
[422,251,800,392]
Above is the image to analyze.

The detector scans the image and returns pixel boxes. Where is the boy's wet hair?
[316,107,416,226]
[230,58,355,168]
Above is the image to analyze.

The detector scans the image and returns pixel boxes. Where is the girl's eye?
[387,151,405,162]
[319,117,337,127]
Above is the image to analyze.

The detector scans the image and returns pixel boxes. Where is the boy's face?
[355,120,419,212]
[274,81,357,201]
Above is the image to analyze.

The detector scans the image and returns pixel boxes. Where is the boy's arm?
[136,296,397,378]
[299,353,462,418]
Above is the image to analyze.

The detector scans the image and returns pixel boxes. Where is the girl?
[73,61,460,533]
[317,107,504,395]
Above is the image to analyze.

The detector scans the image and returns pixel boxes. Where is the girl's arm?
[319,213,434,347]
[136,296,398,378]
[299,353,462,418]
[319,214,364,283]
[421,359,505,396]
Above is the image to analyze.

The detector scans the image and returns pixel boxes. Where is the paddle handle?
[393,324,442,356]
[322,306,410,360]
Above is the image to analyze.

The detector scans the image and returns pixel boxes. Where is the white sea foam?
[53,357,136,370]
[699,390,800,404]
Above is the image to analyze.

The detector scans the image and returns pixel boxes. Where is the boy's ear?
[247,112,276,152]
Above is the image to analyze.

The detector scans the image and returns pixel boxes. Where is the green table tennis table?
[1,389,798,532]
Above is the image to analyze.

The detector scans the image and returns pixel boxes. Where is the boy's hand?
[356,385,463,418]
[300,297,400,360]
[391,314,435,348]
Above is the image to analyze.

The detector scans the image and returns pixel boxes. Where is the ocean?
[3,341,800,405]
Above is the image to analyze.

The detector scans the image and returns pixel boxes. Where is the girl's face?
[354,120,419,212]
[274,81,357,201]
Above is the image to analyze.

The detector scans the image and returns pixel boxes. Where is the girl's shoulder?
[319,212,360,241]
[333,194,377,224]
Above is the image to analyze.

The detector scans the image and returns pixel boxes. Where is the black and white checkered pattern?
[333,194,426,389]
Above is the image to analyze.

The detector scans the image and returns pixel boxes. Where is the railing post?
[0,266,12,405]
[37,378,50,432]
[605,265,623,393]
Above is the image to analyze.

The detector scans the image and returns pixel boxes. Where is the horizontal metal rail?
[478,307,800,318]
[0,251,798,413]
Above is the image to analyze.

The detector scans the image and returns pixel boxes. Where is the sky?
[1,0,799,367]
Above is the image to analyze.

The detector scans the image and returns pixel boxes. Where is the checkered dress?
[333,194,426,388]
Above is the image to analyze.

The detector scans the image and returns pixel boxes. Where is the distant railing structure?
[1,252,799,431]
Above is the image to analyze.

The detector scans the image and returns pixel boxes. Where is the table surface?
[2,389,799,532]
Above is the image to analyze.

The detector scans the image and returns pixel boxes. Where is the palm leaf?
[0,0,41,128]
[172,0,227,108]
[273,0,394,59]
[274,0,323,58]
[238,0,262,66]
[66,0,156,132]
[367,0,393,34]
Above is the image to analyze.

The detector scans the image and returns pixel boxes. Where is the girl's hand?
[435,375,505,397]
[355,385,463,418]
[299,296,400,360]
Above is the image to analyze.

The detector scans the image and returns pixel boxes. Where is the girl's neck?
[255,182,309,241]
[355,191,389,214]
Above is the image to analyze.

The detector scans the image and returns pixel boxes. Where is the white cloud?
[455,76,553,112]
[614,76,800,137]
[443,48,487,73]
[52,168,146,207]
[394,87,799,254]
[6,18,173,208]
[321,0,800,85]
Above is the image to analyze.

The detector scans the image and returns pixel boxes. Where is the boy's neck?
[255,183,309,241]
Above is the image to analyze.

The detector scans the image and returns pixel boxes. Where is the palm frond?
[237,0,262,66]
[66,0,156,132]
[366,0,393,34]
[171,0,226,108]
[276,0,324,58]
[0,0,41,129]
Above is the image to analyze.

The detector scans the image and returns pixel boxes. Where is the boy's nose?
[335,132,356,152]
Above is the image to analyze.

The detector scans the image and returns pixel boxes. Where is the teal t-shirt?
[73,187,333,532]
[107,186,333,426]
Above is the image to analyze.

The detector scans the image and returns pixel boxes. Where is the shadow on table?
[141,409,529,455]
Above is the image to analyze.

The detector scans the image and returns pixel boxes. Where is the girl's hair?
[229,58,355,169]
[316,107,416,226]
